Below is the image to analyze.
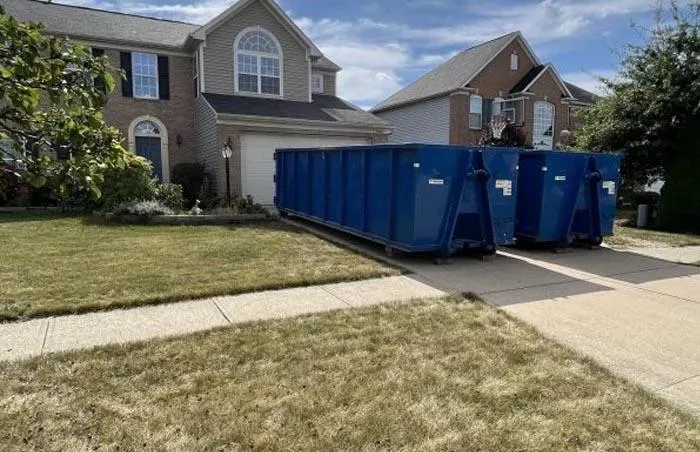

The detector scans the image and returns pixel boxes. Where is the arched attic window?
[235,28,282,96]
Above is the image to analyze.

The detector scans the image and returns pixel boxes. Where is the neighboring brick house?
[372,32,597,150]
[4,0,391,204]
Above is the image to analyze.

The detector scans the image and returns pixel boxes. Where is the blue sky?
[56,0,661,108]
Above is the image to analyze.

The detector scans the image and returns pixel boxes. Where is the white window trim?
[312,73,324,93]
[469,94,483,130]
[533,101,555,150]
[132,52,159,100]
[233,27,284,97]
[193,51,199,99]
[510,53,518,71]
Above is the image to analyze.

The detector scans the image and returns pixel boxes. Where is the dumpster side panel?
[539,153,589,242]
[391,148,418,245]
[516,153,545,238]
[413,147,466,249]
[309,151,326,219]
[365,149,393,239]
[482,149,519,245]
[594,154,623,236]
[344,150,365,231]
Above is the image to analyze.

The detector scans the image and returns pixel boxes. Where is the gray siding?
[194,96,220,188]
[377,96,450,144]
[202,1,309,102]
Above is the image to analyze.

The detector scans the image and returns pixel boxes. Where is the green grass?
[606,211,700,248]
[0,213,397,321]
[607,223,700,248]
[0,298,698,451]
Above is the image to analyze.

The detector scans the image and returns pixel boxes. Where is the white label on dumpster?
[428,178,444,185]
[554,175,566,181]
[602,180,616,195]
[413,163,420,168]
[495,179,513,196]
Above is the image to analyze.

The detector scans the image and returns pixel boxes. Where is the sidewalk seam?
[212,300,232,325]
[40,318,51,355]
[319,286,354,308]
[655,372,700,393]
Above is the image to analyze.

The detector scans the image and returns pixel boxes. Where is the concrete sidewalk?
[0,275,445,362]
[624,245,700,264]
[284,217,700,416]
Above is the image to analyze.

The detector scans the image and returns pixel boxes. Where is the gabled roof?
[191,0,322,57]
[313,56,342,72]
[564,82,599,105]
[2,0,199,50]
[510,63,574,98]
[510,65,546,93]
[372,31,540,112]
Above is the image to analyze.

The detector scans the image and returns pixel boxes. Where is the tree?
[576,1,700,231]
[0,5,146,203]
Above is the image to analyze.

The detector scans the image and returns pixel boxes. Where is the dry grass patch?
[0,213,397,320]
[606,217,700,249]
[0,298,698,451]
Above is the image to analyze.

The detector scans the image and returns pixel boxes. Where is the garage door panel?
[240,134,369,205]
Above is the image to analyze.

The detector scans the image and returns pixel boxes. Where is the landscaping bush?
[155,183,183,212]
[99,156,157,210]
[235,194,267,214]
[112,200,173,217]
[171,162,206,207]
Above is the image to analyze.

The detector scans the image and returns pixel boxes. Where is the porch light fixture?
[222,137,233,207]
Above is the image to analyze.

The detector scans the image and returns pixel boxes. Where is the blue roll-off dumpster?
[274,144,520,258]
[515,151,622,247]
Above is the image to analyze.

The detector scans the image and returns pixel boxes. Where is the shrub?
[155,183,183,212]
[99,156,157,210]
[112,200,173,217]
[235,194,267,214]
[172,162,207,207]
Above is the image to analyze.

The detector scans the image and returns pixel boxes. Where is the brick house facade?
[6,0,391,204]
[373,32,597,149]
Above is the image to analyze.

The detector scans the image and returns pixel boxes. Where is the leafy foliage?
[112,200,173,217]
[97,155,156,210]
[478,124,528,148]
[171,162,206,207]
[576,1,700,231]
[0,6,135,204]
[155,183,183,212]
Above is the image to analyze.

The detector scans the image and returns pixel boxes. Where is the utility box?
[275,144,520,258]
[515,151,622,247]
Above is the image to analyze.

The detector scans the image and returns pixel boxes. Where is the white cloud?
[561,69,618,95]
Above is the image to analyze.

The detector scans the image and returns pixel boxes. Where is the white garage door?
[241,133,369,205]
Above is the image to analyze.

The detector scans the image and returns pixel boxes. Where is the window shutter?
[120,52,133,97]
[158,56,170,100]
[483,99,493,128]
[91,48,106,93]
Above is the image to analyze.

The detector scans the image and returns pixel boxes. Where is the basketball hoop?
[490,116,508,139]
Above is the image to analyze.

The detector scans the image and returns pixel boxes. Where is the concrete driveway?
[286,218,700,416]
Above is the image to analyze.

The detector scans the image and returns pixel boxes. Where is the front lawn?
[606,212,700,248]
[0,298,697,451]
[0,213,397,320]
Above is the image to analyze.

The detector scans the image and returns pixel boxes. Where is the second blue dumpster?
[275,144,520,258]
[515,151,622,247]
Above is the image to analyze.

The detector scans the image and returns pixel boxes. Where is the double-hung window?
[132,52,158,99]
[236,29,282,96]
[469,95,483,129]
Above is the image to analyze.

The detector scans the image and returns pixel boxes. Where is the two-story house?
[372,32,597,150]
[5,0,391,204]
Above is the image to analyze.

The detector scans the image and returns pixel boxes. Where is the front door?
[135,136,163,181]
[533,101,554,150]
